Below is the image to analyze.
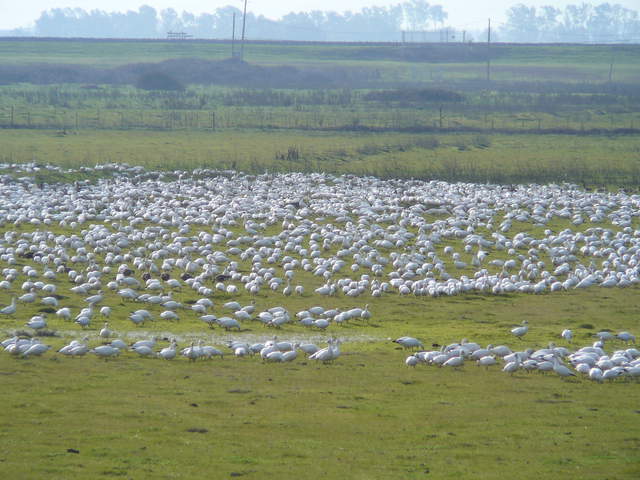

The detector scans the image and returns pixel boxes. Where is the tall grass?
[1,129,638,187]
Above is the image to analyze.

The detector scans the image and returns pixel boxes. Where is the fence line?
[0,105,638,135]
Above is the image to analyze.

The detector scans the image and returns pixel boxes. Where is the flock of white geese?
[0,163,638,379]
[398,323,639,382]
[1,332,342,364]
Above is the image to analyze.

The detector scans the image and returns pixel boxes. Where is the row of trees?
[501,3,640,42]
[9,2,640,43]
[32,1,446,42]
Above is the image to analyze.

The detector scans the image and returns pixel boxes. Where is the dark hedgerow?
[136,72,185,92]
[364,88,465,103]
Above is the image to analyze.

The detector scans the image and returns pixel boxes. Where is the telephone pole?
[486,18,491,82]
[608,57,615,83]
[231,12,236,57]
[240,0,248,61]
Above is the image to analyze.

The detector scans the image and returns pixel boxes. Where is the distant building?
[401,29,459,43]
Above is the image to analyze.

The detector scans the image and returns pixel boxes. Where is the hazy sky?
[2,1,639,30]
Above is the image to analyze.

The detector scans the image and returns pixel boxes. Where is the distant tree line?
[3,2,638,43]
[500,3,640,42]
[31,1,446,42]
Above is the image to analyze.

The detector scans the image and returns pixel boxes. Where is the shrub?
[136,72,185,92]
[363,88,465,103]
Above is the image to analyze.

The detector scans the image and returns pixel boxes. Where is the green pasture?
[0,39,638,190]
[0,170,638,479]
[0,39,638,67]
[2,92,639,132]
[1,128,639,186]
[0,40,638,85]
[0,245,639,479]
[0,38,639,477]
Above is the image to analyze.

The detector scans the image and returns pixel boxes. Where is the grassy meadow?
[0,39,639,188]
[0,202,639,479]
[1,128,639,186]
[0,38,639,478]
[1,271,639,479]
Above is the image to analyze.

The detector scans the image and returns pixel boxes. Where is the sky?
[1,0,639,31]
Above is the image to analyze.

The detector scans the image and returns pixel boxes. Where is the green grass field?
[0,39,638,188]
[0,38,640,478]
[1,277,639,479]
[1,39,638,73]
[1,129,639,186]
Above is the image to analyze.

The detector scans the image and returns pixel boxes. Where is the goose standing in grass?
[503,357,521,375]
[200,344,224,359]
[282,347,298,362]
[2,336,19,349]
[595,331,615,342]
[561,329,573,343]
[41,296,58,307]
[110,339,128,350]
[511,320,529,339]
[443,351,465,368]
[84,292,104,306]
[5,338,29,356]
[160,310,179,321]
[490,345,512,357]
[91,345,120,360]
[296,342,318,355]
[200,314,217,328]
[223,301,241,312]
[588,367,603,382]
[58,337,88,356]
[393,337,424,350]
[552,355,576,378]
[617,332,636,344]
[22,341,51,358]
[99,322,112,339]
[405,354,419,367]
[70,342,89,357]
[129,312,146,326]
[26,315,47,331]
[132,344,154,357]
[477,356,498,368]
[56,307,71,321]
[18,291,37,304]
[182,342,200,362]
[265,350,285,362]
[217,317,241,331]
[131,337,157,350]
[75,315,91,328]
[0,296,16,316]
[313,318,330,330]
[158,340,178,360]
[309,339,336,363]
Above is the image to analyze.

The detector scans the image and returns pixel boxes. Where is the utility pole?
[231,12,236,58]
[240,0,248,61]
[486,18,491,82]
[608,57,614,83]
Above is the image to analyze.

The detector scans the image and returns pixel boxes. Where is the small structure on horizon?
[401,29,458,43]
[167,31,193,40]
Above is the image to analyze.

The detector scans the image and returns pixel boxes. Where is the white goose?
[158,340,178,360]
[99,322,112,339]
[0,296,17,316]
[91,345,120,359]
[511,320,529,339]
[552,356,576,378]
